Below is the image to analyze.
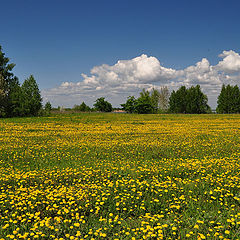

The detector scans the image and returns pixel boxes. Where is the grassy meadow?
[1,113,240,239]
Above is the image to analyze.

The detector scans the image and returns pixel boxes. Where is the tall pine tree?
[0,45,21,117]
[7,77,24,117]
[22,75,42,116]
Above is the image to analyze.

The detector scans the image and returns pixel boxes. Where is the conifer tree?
[22,75,42,116]
[0,45,18,117]
[7,77,24,117]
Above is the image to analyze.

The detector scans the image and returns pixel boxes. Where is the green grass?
[0,113,240,239]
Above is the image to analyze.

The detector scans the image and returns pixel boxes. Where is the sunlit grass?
[1,113,240,239]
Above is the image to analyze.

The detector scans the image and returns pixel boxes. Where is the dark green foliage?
[121,96,136,113]
[122,88,170,114]
[74,102,91,112]
[134,89,154,114]
[43,101,52,116]
[94,97,112,112]
[217,84,240,113]
[45,101,52,112]
[7,77,24,117]
[186,85,210,114]
[150,88,160,113]
[0,46,44,118]
[169,86,188,113]
[0,45,18,117]
[169,85,210,114]
[0,73,7,117]
[22,75,42,116]
[217,84,227,114]
[37,102,52,116]
[0,45,15,84]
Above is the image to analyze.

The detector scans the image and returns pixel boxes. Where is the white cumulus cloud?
[82,54,177,86]
[217,50,240,73]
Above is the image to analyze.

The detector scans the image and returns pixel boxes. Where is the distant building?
[113,110,126,113]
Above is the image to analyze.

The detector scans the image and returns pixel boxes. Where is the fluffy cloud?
[81,54,177,87]
[42,51,240,108]
[217,50,240,73]
[175,58,225,94]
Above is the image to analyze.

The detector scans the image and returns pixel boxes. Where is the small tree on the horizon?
[74,102,91,112]
[121,96,136,113]
[134,89,154,114]
[94,97,112,112]
[44,101,52,115]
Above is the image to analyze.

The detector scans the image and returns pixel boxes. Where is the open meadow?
[1,113,240,240]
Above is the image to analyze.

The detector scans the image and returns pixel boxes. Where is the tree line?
[120,85,212,114]
[1,45,240,117]
[77,84,240,114]
[121,84,240,114]
[0,45,52,117]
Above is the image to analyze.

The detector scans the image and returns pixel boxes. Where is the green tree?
[40,101,52,116]
[22,75,42,116]
[0,45,15,84]
[0,73,7,116]
[169,85,210,114]
[94,97,112,112]
[7,77,24,117]
[217,84,240,113]
[186,85,210,114]
[121,96,136,113]
[169,86,187,113]
[0,45,18,116]
[150,88,160,113]
[231,85,240,113]
[216,84,226,113]
[135,89,154,114]
[45,101,52,113]
[74,102,91,112]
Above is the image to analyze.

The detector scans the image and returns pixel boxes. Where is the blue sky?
[1,0,240,107]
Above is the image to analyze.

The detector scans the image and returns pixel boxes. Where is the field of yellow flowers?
[1,113,240,240]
